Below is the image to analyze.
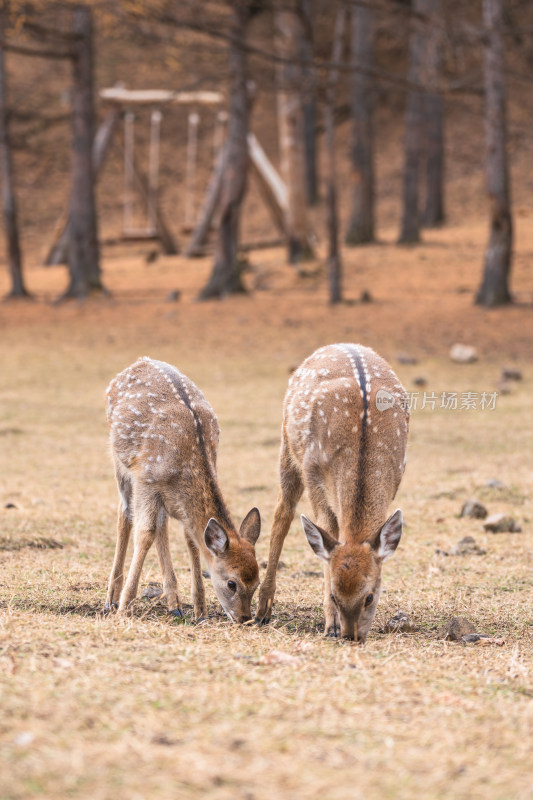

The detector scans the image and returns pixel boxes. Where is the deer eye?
[227,580,237,592]
[365,594,374,607]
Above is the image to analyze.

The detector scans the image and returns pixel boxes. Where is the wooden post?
[64,5,102,298]
[213,110,228,165]
[147,110,161,233]
[184,111,200,230]
[0,12,29,298]
[116,132,178,254]
[123,111,134,234]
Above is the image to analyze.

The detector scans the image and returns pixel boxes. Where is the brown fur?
[105,357,260,622]
[256,343,409,641]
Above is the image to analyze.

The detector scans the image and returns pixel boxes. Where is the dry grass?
[1,221,532,800]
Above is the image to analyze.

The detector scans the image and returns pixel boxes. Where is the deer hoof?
[104,601,118,614]
[325,626,339,638]
[255,616,271,626]
[168,607,184,619]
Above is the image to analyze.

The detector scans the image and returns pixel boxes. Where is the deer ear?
[239,507,261,546]
[301,515,339,561]
[375,509,403,561]
[204,518,229,557]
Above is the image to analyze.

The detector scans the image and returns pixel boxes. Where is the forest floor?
[0,217,532,800]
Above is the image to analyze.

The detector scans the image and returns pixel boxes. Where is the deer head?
[301,509,403,642]
[204,507,261,623]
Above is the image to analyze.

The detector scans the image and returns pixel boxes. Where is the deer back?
[107,357,221,505]
[284,343,409,541]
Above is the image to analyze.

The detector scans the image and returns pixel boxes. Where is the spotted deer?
[105,357,261,623]
[255,344,409,641]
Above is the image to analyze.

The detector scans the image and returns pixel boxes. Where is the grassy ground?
[0,221,532,799]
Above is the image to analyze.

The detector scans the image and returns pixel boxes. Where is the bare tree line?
[0,0,521,307]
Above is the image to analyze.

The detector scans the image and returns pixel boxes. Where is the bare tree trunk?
[0,13,29,299]
[399,1,426,244]
[476,0,512,307]
[345,2,375,245]
[325,7,346,304]
[64,6,102,299]
[301,0,317,206]
[46,108,120,266]
[275,2,313,264]
[423,0,445,228]
[198,5,250,299]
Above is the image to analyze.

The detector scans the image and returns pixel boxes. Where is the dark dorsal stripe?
[151,359,232,528]
[345,345,368,519]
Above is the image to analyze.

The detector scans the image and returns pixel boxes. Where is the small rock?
[460,499,488,519]
[166,289,181,302]
[442,617,476,641]
[450,344,478,364]
[4,502,18,509]
[145,249,159,264]
[152,734,176,746]
[413,375,427,387]
[501,367,522,382]
[360,289,373,303]
[384,611,416,633]
[142,583,163,600]
[396,353,418,365]
[13,732,34,747]
[483,513,521,533]
[449,536,486,556]
[485,478,506,489]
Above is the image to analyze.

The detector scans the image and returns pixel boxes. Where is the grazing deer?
[105,357,261,623]
[255,344,409,642]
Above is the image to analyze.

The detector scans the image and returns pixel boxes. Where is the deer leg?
[306,475,340,638]
[184,526,206,620]
[118,487,159,613]
[155,511,183,618]
[256,443,303,624]
[106,472,133,611]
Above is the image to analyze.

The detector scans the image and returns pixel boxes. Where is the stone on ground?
[450,344,478,363]
[460,499,488,519]
[483,513,521,533]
